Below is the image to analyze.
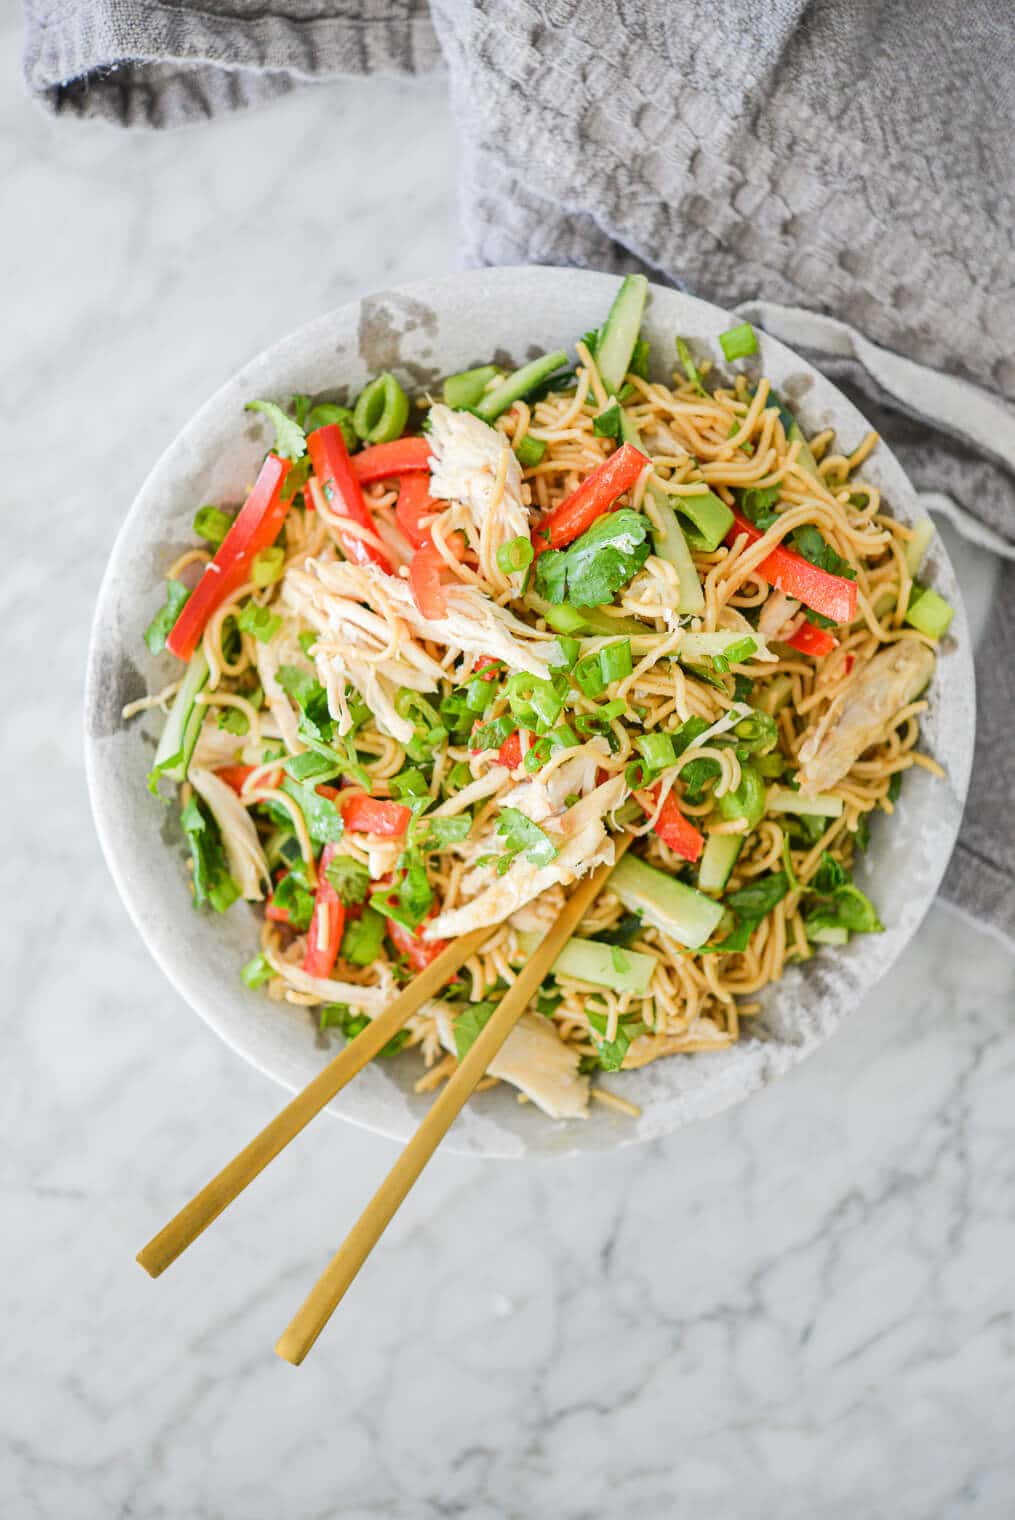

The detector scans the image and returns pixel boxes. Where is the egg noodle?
[132,283,951,1120]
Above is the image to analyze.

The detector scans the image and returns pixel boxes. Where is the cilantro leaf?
[245,399,307,461]
[495,807,558,868]
[791,523,857,582]
[371,845,433,930]
[236,601,281,644]
[599,911,644,948]
[272,869,315,932]
[279,777,345,847]
[340,905,387,966]
[587,1009,646,1071]
[534,509,652,607]
[320,1001,408,1055]
[324,854,370,906]
[593,402,623,439]
[180,797,240,913]
[144,579,190,657]
[726,871,790,920]
[453,1001,497,1061]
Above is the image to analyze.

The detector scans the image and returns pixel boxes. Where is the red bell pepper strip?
[726,508,858,624]
[535,442,647,552]
[306,424,393,573]
[496,729,534,770]
[638,788,705,863]
[386,914,449,973]
[408,530,466,619]
[302,843,347,979]
[784,621,839,657]
[215,763,283,794]
[352,436,431,484]
[395,471,439,549]
[341,794,412,837]
[167,454,291,661]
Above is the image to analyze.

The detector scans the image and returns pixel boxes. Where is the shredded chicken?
[253,620,311,754]
[282,561,447,744]
[189,767,271,900]
[431,1002,590,1120]
[427,404,529,586]
[265,949,392,1009]
[798,639,936,794]
[425,775,625,938]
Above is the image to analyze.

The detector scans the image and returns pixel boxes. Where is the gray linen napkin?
[24,0,1015,944]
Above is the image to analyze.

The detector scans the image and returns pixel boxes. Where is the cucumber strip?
[516,931,655,994]
[904,583,954,640]
[903,516,935,578]
[597,274,649,395]
[610,853,725,950]
[807,925,850,946]
[767,786,843,818]
[697,834,742,896]
[678,630,767,660]
[442,364,503,410]
[150,648,210,786]
[669,489,734,552]
[619,410,705,615]
[475,350,569,421]
[526,593,646,637]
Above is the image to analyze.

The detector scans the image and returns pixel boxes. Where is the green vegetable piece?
[236,601,281,644]
[697,834,742,895]
[586,1008,647,1071]
[533,508,652,607]
[180,795,240,913]
[241,953,273,989]
[595,274,650,394]
[251,546,285,586]
[442,364,503,410]
[193,505,234,547]
[675,336,707,396]
[717,763,766,830]
[341,905,387,966]
[767,787,843,819]
[497,535,535,576]
[324,853,370,906]
[147,647,209,795]
[280,776,345,847]
[305,403,357,451]
[515,931,655,994]
[353,372,410,444]
[610,853,724,949]
[144,579,190,657]
[245,399,307,461]
[453,1001,498,1060]
[903,517,935,578]
[904,583,954,640]
[727,870,790,920]
[496,807,558,868]
[593,402,623,439]
[669,489,734,553]
[475,350,570,421]
[514,434,547,468]
[719,323,758,362]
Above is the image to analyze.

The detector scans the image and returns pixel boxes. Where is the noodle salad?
[132,277,955,1121]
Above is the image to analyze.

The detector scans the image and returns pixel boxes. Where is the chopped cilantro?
[324,853,370,906]
[341,905,386,966]
[144,579,190,657]
[179,796,240,914]
[495,807,558,869]
[453,1001,498,1060]
[244,399,307,461]
[534,508,652,607]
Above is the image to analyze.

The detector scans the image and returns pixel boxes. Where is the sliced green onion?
[719,323,758,362]
[904,582,955,640]
[675,337,707,396]
[625,758,653,789]
[193,504,233,547]
[550,635,581,670]
[464,676,496,714]
[241,953,273,988]
[353,372,409,444]
[443,364,503,410]
[636,732,676,772]
[514,435,547,468]
[497,535,535,576]
[251,547,285,586]
[717,763,766,829]
[574,653,608,698]
[472,713,516,751]
[598,639,633,685]
[722,636,757,665]
[236,601,282,644]
[305,403,358,451]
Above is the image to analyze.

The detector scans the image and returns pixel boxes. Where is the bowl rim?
[84,266,975,1158]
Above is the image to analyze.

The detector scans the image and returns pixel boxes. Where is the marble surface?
[3,15,1014,1517]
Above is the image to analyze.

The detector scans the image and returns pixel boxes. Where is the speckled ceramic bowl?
[84,268,974,1157]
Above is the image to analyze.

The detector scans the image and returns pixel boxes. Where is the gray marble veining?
[2,13,1014,1517]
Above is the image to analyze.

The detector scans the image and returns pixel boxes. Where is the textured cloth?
[23,0,1015,944]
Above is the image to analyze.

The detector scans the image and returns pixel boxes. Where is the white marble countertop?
[4,16,1014,1517]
